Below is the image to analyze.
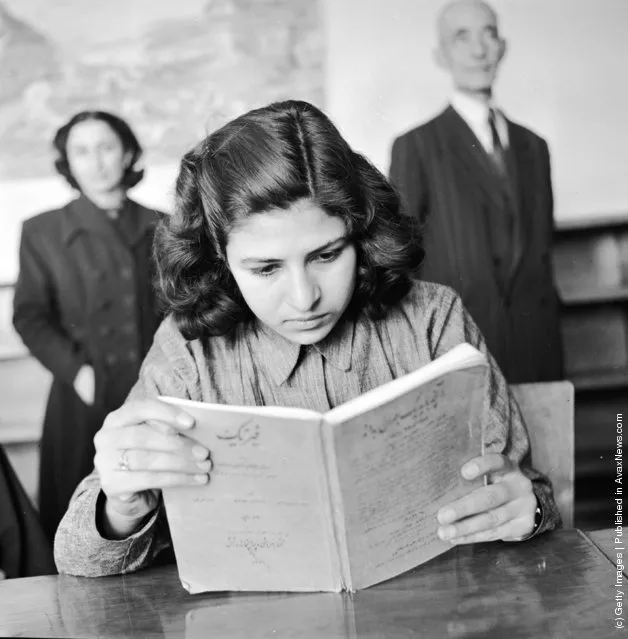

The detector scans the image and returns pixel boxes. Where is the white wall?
[2,0,627,287]
[322,0,628,221]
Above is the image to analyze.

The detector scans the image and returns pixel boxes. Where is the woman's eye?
[253,264,279,277]
[316,249,341,263]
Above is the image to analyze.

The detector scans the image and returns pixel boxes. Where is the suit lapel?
[434,108,510,299]
[505,121,534,289]
[439,107,509,213]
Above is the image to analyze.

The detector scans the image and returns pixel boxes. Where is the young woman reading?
[54,100,559,577]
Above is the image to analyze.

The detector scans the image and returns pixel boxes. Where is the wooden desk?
[0,529,619,638]
[587,528,625,570]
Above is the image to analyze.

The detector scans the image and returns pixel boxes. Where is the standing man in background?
[389,0,563,383]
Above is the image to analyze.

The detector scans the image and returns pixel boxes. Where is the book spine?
[319,419,353,592]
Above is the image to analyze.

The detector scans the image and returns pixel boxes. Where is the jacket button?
[121,267,132,280]
[105,353,118,366]
[99,326,113,337]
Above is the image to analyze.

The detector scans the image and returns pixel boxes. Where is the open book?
[160,343,488,594]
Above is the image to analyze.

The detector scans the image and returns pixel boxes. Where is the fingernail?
[177,413,194,428]
[438,526,454,541]
[462,463,478,479]
[438,508,455,524]
[196,460,211,472]
[192,445,208,460]
[195,473,209,483]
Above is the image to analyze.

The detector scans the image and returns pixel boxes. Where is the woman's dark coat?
[12,195,164,542]
[0,445,56,577]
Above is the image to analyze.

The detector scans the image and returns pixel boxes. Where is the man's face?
[436,1,506,93]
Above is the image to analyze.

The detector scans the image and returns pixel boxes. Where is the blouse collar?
[250,313,356,386]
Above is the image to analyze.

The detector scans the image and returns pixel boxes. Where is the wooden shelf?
[0,421,42,445]
[559,286,628,305]
[570,370,628,392]
[554,216,627,533]
[556,211,628,233]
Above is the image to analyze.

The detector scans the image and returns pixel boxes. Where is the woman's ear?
[123,150,134,170]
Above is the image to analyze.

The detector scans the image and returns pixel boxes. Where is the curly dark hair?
[155,100,425,341]
[53,110,144,191]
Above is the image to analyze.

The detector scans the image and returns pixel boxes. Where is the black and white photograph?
[0,1,626,636]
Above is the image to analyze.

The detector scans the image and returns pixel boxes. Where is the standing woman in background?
[12,111,165,544]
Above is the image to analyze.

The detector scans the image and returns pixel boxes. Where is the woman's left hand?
[436,453,537,544]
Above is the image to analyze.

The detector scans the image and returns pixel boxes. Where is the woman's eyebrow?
[307,236,347,257]
[240,256,281,265]
[240,236,347,265]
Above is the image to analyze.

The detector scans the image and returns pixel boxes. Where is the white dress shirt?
[451,91,509,153]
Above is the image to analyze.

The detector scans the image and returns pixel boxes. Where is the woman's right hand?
[93,399,211,538]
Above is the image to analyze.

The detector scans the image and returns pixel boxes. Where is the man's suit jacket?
[390,106,563,383]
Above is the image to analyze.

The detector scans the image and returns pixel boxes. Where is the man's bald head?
[437,0,499,44]
[434,0,506,96]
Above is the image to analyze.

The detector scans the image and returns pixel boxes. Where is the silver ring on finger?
[117,449,131,472]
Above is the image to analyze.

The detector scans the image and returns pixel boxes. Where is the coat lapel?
[116,200,158,248]
[61,195,120,246]
[60,196,155,249]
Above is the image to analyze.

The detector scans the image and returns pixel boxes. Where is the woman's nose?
[93,152,106,170]
[287,268,321,312]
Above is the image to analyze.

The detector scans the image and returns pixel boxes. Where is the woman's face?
[226,198,357,345]
[65,119,130,196]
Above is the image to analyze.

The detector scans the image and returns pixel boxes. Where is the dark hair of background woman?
[155,99,425,342]
[53,110,144,191]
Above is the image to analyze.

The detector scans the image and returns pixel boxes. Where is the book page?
[326,343,485,424]
[159,397,340,593]
[328,366,486,590]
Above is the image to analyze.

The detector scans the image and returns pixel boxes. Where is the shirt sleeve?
[54,317,197,576]
[424,284,561,536]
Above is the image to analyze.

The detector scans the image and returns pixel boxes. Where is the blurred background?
[1,0,627,530]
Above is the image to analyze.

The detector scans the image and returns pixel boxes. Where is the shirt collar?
[251,314,355,386]
[451,91,495,128]
[451,92,509,150]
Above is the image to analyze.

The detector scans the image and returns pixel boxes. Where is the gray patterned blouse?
[54,281,560,576]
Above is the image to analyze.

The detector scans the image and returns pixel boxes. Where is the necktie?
[488,108,507,176]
